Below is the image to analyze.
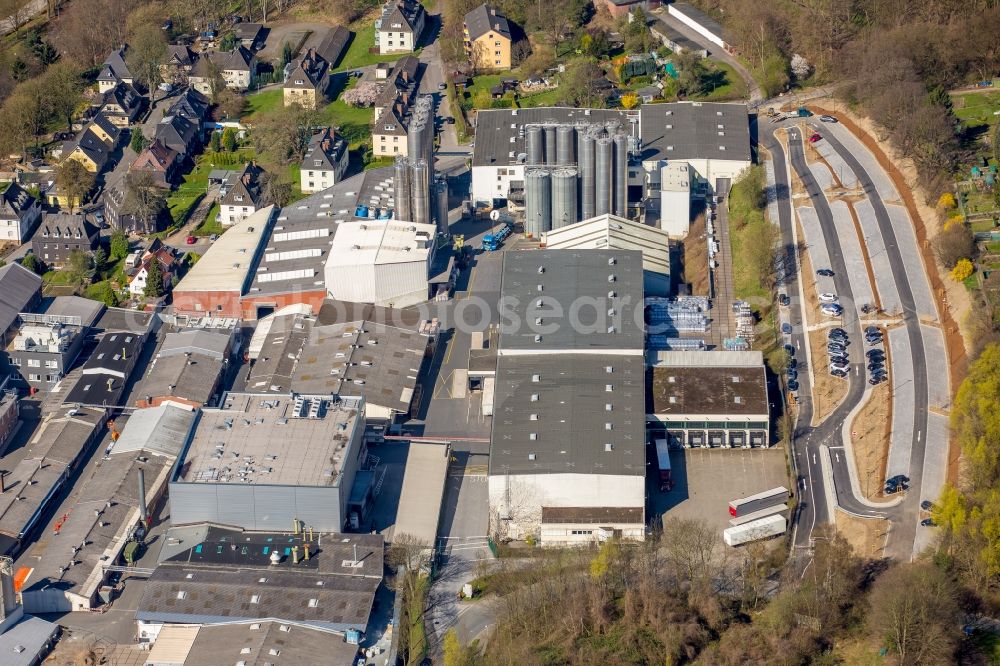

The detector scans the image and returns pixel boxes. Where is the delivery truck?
[723,514,786,546]
[654,439,673,491]
[728,486,789,518]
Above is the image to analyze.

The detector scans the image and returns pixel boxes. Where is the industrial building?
[135,328,235,408]
[246,308,429,421]
[0,263,41,348]
[136,526,383,642]
[18,405,197,613]
[655,161,694,237]
[489,250,647,545]
[5,296,103,388]
[169,392,369,532]
[647,351,770,448]
[541,213,671,295]
[0,406,107,556]
[393,442,450,554]
[667,2,731,51]
[470,103,752,233]
[64,330,147,407]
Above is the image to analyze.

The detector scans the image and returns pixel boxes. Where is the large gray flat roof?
[499,249,644,353]
[638,101,751,163]
[650,365,769,418]
[137,349,225,407]
[175,393,363,488]
[489,354,645,476]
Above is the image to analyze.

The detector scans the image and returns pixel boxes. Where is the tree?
[790,53,811,80]
[442,629,477,666]
[20,252,42,274]
[214,89,247,121]
[952,344,1000,490]
[950,258,974,282]
[251,103,317,164]
[219,31,238,52]
[65,249,94,283]
[123,172,166,228]
[130,131,149,154]
[259,171,294,207]
[620,92,639,109]
[93,246,107,275]
[56,160,95,211]
[562,60,607,108]
[127,24,167,92]
[221,127,238,152]
[867,563,959,665]
[209,131,221,152]
[41,62,84,133]
[109,229,129,261]
[675,51,711,97]
[934,221,974,269]
[341,81,381,108]
[0,0,35,34]
[143,257,164,298]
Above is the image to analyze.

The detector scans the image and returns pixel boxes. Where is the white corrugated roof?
[542,214,671,277]
[173,206,274,293]
[327,219,436,267]
[143,624,199,664]
[110,404,197,459]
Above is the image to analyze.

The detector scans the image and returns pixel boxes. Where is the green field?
[951,90,1000,131]
[693,61,748,102]
[165,164,210,226]
[244,89,284,118]
[335,22,420,72]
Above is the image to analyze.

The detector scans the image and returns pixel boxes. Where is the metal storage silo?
[411,159,430,227]
[525,169,552,237]
[551,168,578,229]
[435,178,449,234]
[526,126,544,165]
[595,137,613,216]
[613,133,628,217]
[580,131,596,220]
[556,125,575,166]
[544,125,557,164]
[394,157,412,222]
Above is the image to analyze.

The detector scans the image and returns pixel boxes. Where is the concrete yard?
[828,200,876,309]
[885,204,938,321]
[808,161,835,192]
[655,447,790,537]
[921,325,950,410]
[853,199,903,315]
[885,326,915,479]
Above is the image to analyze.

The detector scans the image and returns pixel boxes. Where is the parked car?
[866,349,885,360]
[816,268,835,277]
[867,362,884,372]
[809,133,822,143]
[784,344,796,356]
[866,335,883,346]
[781,322,793,334]
[869,376,886,385]
[209,234,218,241]
[920,518,935,527]
[820,115,838,123]
[788,380,799,391]
[828,331,848,342]
[821,303,843,316]
[779,293,790,307]
[438,82,447,91]
[829,354,849,364]
[864,326,881,336]
[830,327,848,337]
[830,368,848,378]
[921,500,934,511]
[787,368,798,380]
[819,292,838,302]
[829,363,850,372]
[186,235,196,245]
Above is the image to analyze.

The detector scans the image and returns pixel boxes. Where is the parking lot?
[653,447,790,536]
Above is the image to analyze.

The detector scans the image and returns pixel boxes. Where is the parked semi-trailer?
[723,514,787,546]
[728,486,789,518]
[654,439,673,491]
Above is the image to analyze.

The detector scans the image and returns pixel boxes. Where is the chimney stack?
[137,467,148,525]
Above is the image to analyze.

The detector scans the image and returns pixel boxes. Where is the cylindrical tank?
[394,158,411,221]
[411,159,430,227]
[526,126,544,165]
[544,125,557,165]
[604,121,620,138]
[613,133,628,217]
[551,168,578,229]
[525,169,552,237]
[435,178,449,234]
[580,132,596,220]
[556,125,575,166]
[595,137,613,216]
[407,118,425,165]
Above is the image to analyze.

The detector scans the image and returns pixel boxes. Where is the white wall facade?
[488,472,645,541]
[472,164,523,206]
[300,153,348,194]
[221,202,258,226]
[325,260,430,308]
[378,29,418,53]
[539,520,645,547]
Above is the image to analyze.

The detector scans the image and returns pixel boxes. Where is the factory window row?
[659,420,768,430]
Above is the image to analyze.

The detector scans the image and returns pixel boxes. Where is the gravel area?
[829,200,876,310]
[885,326,914,479]
[813,140,860,189]
[853,199,902,315]
[796,206,836,294]
[809,161,835,191]
[821,121,898,201]
[920,325,950,409]
[885,204,938,321]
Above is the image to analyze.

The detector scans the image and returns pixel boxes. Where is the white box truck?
[723,514,786,546]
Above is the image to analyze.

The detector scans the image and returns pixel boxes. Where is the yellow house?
[464,4,512,71]
[63,129,109,174]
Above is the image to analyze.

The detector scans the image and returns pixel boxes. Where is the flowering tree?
[790,54,811,81]
[341,82,382,108]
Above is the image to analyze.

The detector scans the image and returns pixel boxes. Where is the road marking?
[917,430,922,442]
[812,453,817,465]
[835,451,841,463]
[442,334,455,365]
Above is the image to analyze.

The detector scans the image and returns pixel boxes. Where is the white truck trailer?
[723,514,786,546]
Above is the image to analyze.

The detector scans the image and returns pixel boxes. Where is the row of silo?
[525,168,579,236]
[525,123,579,167]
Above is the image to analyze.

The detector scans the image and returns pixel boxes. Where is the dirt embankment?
[835,508,889,559]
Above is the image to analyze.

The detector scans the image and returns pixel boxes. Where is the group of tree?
[0,60,83,158]
[55,159,94,211]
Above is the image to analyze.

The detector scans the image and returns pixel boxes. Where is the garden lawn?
[693,61,748,102]
[335,22,420,72]
[244,89,284,118]
[951,90,1000,131]
[461,74,503,109]
[520,87,564,108]
[166,163,210,226]
[193,203,222,237]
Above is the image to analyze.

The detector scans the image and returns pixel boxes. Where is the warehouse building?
[135,328,234,408]
[647,350,770,448]
[540,214,671,296]
[246,309,429,421]
[667,2,731,51]
[489,250,647,545]
[136,526,383,643]
[169,392,368,532]
[18,405,197,613]
[64,330,146,407]
[0,406,106,556]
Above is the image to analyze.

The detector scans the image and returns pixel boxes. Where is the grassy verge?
[728,165,775,306]
[193,204,222,236]
[693,60,748,102]
[404,574,429,666]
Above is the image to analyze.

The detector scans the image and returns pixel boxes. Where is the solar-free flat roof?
[173,206,274,293]
[639,101,751,163]
[489,354,645,476]
[175,393,363,488]
[498,249,644,353]
[650,365,769,417]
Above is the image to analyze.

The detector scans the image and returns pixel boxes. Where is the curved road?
[761,119,930,559]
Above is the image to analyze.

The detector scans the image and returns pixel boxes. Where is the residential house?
[104,179,164,234]
[87,113,121,149]
[0,183,41,245]
[219,163,262,226]
[166,87,211,134]
[375,0,426,54]
[160,45,198,85]
[282,26,351,109]
[300,128,348,193]
[189,46,256,95]
[127,246,175,297]
[130,140,180,188]
[372,55,420,121]
[98,82,144,128]
[0,263,42,349]
[63,128,111,174]
[29,214,98,268]
[232,22,265,50]
[372,104,409,157]
[371,56,420,157]
[464,4,513,71]
[97,45,134,93]
[154,114,200,157]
